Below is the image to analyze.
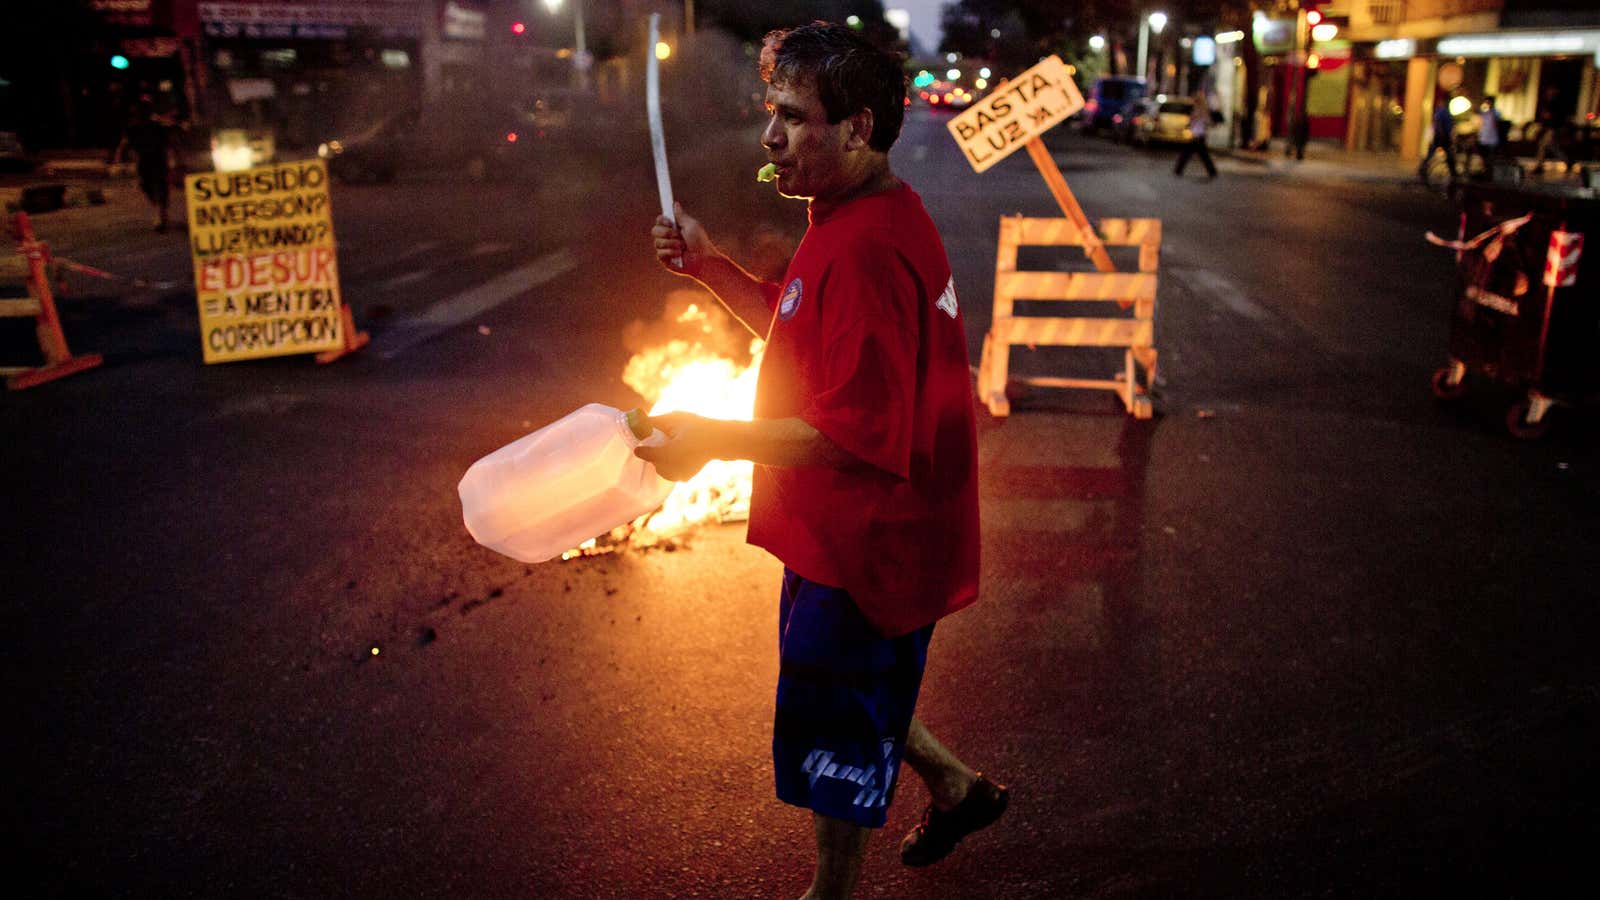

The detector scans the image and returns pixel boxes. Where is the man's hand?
[634,411,722,482]
[652,202,715,278]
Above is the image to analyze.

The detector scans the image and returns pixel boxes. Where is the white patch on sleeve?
[935,276,959,319]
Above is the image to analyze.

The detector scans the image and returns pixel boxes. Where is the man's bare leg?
[801,813,870,900]
[898,717,1008,867]
[902,716,977,810]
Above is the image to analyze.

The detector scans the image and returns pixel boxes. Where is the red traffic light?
[511,21,526,35]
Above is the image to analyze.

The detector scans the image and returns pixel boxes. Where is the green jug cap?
[623,408,652,441]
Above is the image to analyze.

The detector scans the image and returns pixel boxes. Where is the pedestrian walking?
[1419,96,1459,182]
[1532,107,1572,177]
[644,22,1006,899]
[1174,95,1217,179]
[114,96,176,232]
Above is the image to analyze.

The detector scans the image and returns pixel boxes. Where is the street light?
[541,0,589,90]
[1138,12,1168,87]
[1089,34,1106,53]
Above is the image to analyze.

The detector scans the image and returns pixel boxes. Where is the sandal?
[899,774,1009,867]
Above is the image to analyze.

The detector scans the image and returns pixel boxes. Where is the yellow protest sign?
[185,159,345,363]
[946,56,1085,173]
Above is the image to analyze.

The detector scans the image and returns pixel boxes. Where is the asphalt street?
[4,108,1598,898]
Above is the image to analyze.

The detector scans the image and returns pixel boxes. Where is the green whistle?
[757,162,778,183]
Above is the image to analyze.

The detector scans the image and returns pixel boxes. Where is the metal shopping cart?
[1428,182,1600,438]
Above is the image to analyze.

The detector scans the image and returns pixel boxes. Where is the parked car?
[1080,75,1148,134]
[1122,96,1196,146]
[318,99,565,183]
[318,113,417,183]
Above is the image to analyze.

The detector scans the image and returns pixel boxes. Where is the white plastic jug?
[459,403,674,563]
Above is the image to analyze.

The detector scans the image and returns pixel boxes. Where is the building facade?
[1343,0,1600,158]
[9,1,684,159]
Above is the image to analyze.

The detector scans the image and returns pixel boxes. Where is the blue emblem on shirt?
[779,277,804,321]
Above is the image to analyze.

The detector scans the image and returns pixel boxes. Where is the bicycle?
[1420,133,1486,192]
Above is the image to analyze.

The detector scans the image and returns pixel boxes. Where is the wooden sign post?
[945,56,1111,274]
[947,56,1164,419]
[1023,139,1115,275]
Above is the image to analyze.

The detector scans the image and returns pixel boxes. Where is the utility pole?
[1285,6,1305,158]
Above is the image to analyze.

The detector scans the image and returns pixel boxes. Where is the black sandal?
[899,774,1009,867]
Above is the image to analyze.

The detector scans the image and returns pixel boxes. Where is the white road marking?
[1178,266,1275,324]
[392,240,442,261]
[376,246,578,359]
[348,240,442,276]
[376,269,434,290]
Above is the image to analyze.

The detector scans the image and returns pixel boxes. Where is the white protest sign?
[945,56,1085,174]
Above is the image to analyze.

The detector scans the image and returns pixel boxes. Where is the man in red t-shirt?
[641,23,1007,897]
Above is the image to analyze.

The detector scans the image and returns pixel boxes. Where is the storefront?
[1248,13,1352,145]
[1346,52,1409,153]
[1356,29,1600,160]
[196,1,429,158]
[422,0,493,110]
[8,1,202,151]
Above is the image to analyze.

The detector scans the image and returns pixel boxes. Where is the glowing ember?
[561,296,763,559]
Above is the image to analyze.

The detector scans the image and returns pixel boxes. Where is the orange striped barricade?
[976,215,1161,419]
[1,212,103,390]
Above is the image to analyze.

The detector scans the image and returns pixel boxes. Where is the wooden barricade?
[976,215,1162,419]
[2,212,102,390]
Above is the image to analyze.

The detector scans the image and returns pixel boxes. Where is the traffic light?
[110,54,130,70]
[510,21,526,35]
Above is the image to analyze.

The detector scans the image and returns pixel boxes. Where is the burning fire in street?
[561,293,763,559]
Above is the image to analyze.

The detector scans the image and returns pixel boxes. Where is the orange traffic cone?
[2,212,102,390]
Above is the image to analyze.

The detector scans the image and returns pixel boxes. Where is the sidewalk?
[2,167,182,262]
[1220,138,1418,184]
[1220,137,1599,192]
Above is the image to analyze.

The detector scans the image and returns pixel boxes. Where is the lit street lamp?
[1089,34,1106,53]
[1138,11,1168,87]
[542,0,590,89]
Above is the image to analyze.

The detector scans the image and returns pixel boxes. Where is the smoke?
[622,287,757,365]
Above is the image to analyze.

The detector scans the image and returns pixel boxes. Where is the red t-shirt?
[746,183,980,637]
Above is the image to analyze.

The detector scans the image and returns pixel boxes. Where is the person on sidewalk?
[1473,95,1505,173]
[1419,97,1458,183]
[1174,95,1217,179]
[114,97,176,232]
[643,22,1007,899]
[1289,111,1310,161]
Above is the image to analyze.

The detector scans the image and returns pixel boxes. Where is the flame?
[626,303,764,536]
[562,299,763,559]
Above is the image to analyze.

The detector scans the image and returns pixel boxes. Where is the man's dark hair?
[760,22,906,153]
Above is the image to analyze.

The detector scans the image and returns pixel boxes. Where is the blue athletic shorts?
[772,568,934,828]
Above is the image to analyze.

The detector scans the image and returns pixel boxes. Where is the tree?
[698,1,901,49]
[939,1,1141,74]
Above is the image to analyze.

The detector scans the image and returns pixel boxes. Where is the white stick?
[646,14,680,268]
